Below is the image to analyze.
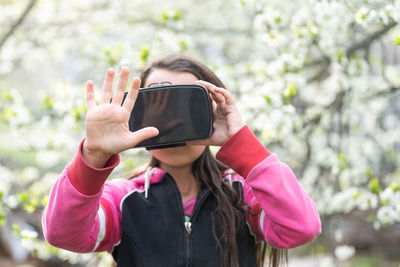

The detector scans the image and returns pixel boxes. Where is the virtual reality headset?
[123,84,213,150]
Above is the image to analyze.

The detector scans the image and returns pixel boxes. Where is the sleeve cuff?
[216,126,271,178]
[67,139,120,196]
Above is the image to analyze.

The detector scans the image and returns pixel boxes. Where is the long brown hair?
[135,54,287,267]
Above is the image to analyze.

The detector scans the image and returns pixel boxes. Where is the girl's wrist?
[82,140,113,168]
[228,125,245,139]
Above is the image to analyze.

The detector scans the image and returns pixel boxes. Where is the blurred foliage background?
[0,0,400,266]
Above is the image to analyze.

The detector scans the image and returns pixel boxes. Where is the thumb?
[128,127,159,147]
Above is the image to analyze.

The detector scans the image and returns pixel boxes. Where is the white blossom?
[334,245,356,261]
[36,150,62,168]
[376,206,400,225]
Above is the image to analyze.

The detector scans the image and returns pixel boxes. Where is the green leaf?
[274,16,281,24]
[140,44,150,63]
[103,44,124,66]
[104,48,116,66]
[336,49,345,63]
[40,96,54,111]
[24,204,37,213]
[41,196,48,207]
[17,193,29,203]
[264,95,272,105]
[364,167,373,178]
[1,91,13,101]
[283,84,297,98]
[179,40,187,51]
[170,10,182,20]
[3,107,16,120]
[389,182,400,192]
[157,9,182,24]
[368,178,382,194]
[392,34,400,45]
[338,153,350,171]
[12,224,21,237]
[73,105,86,122]
[307,23,318,37]
[283,84,297,104]
[352,191,360,199]
[295,28,303,38]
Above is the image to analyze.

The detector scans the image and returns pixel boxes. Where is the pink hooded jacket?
[42,126,321,253]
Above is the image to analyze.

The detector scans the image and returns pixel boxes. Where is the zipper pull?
[184,216,192,234]
[185,221,192,234]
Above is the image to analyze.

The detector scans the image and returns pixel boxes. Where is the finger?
[212,99,218,113]
[214,87,234,105]
[196,80,225,103]
[213,92,225,103]
[122,77,141,112]
[127,127,159,147]
[86,80,96,110]
[101,68,115,104]
[112,67,130,105]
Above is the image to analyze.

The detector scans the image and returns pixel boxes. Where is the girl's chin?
[151,146,206,167]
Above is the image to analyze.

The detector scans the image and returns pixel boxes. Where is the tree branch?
[0,0,38,51]
[306,57,331,83]
[304,21,397,83]
[346,22,397,58]
[374,86,400,97]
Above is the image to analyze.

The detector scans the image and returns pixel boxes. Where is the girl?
[42,55,321,267]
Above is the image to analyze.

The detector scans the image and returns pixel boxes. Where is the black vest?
[112,173,257,267]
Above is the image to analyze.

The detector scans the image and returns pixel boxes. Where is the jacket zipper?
[185,189,210,267]
[185,228,190,267]
[166,175,211,267]
[184,215,192,267]
[165,176,193,267]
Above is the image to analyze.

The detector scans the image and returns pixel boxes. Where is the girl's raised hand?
[193,80,245,146]
[83,67,159,168]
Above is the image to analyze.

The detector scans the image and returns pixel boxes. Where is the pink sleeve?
[42,139,126,253]
[217,126,321,249]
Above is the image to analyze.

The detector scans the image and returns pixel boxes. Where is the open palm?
[83,67,158,168]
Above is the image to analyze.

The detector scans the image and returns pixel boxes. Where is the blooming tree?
[0,0,399,265]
